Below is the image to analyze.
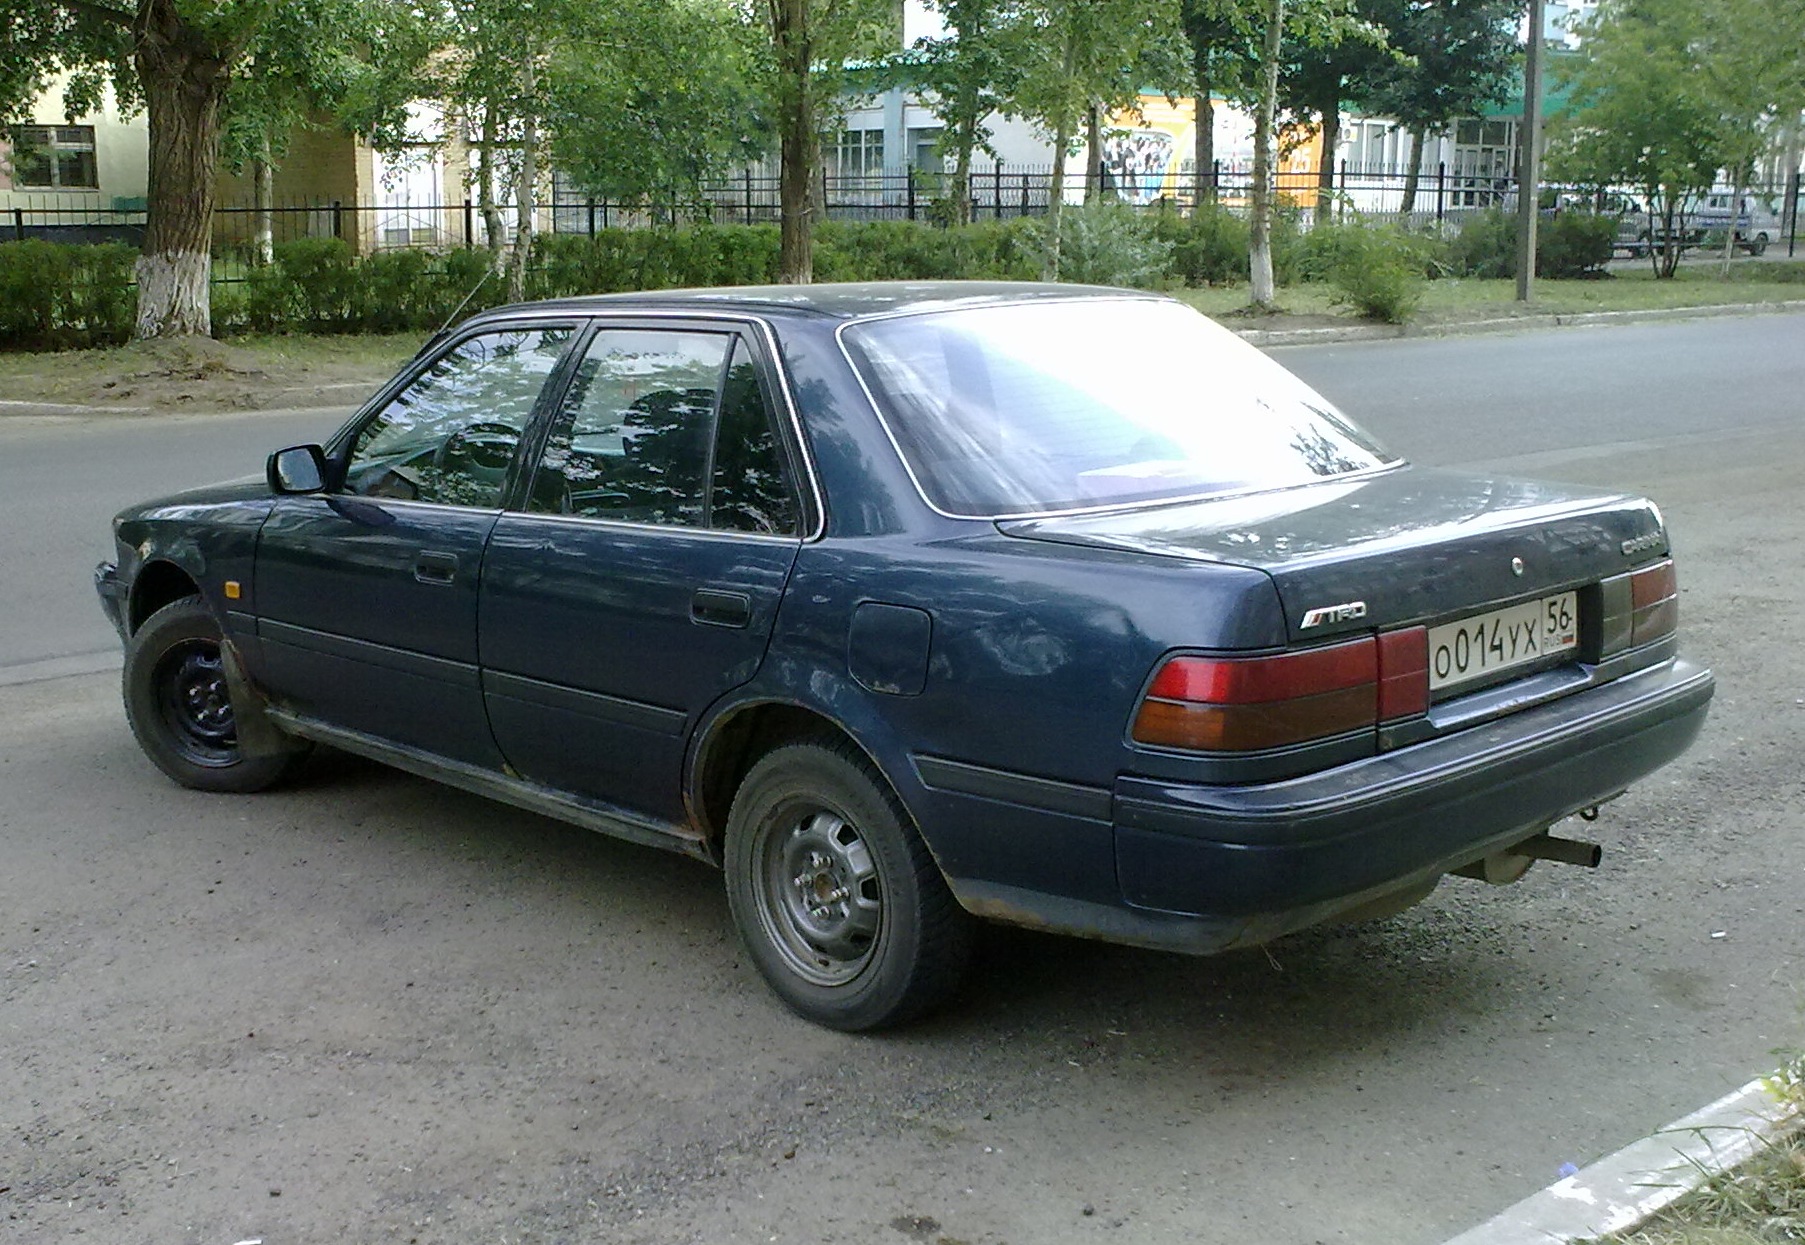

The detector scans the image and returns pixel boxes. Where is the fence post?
[1436,162,1446,224]
[587,199,596,237]
[906,168,916,221]
[12,206,22,242]
[745,168,754,225]
[331,200,344,242]
[1790,170,1800,258]
[1338,158,1348,220]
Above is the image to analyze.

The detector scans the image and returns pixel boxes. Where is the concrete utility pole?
[1515,0,1545,301]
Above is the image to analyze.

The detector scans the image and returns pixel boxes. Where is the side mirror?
[268,444,328,495]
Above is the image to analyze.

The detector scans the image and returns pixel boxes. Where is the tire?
[724,739,973,1031]
[123,596,308,793]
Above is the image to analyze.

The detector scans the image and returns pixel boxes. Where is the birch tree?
[1009,0,1187,277]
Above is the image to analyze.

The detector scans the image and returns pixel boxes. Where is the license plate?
[1428,592,1578,692]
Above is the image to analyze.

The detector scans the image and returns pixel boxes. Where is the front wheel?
[123,596,308,793]
[724,740,973,1030]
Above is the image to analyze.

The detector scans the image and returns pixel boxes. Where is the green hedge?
[0,209,1644,350]
[1449,207,1616,280]
[0,240,136,348]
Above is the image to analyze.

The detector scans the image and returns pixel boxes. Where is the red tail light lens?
[1629,560,1678,646]
[1377,626,1430,719]
[1132,631,1428,754]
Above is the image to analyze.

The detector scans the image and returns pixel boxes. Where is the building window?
[831,129,885,180]
[907,127,943,172]
[10,125,99,190]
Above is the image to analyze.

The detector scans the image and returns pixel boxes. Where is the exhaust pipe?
[1513,832,1602,868]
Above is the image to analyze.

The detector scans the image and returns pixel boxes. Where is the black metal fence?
[5,167,1801,255]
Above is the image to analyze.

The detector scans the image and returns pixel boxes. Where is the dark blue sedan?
[95,283,1713,1029]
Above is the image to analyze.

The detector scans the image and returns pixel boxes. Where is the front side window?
[9,125,98,190]
[843,299,1396,518]
[344,326,571,507]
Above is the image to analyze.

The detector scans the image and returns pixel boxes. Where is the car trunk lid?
[996,466,1667,643]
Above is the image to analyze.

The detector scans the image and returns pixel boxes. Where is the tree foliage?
[1,0,420,337]
[1007,0,1189,276]
[901,0,1030,225]
[1548,0,1804,276]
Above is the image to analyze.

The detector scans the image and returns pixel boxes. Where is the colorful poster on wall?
[1095,95,1324,207]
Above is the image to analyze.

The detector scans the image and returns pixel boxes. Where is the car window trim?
[325,315,586,503]
[512,311,821,541]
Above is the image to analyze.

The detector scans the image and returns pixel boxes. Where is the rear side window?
[843,299,1396,518]
[529,329,800,535]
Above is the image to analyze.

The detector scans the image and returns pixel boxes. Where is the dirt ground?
[0,336,416,413]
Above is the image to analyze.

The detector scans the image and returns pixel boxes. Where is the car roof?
[466,281,1161,327]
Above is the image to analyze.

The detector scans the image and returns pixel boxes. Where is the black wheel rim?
[153,639,238,767]
[752,803,884,987]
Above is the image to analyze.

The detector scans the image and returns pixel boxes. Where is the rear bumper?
[949,658,1713,955]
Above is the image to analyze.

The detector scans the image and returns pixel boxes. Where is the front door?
[253,322,575,767]
[479,323,808,823]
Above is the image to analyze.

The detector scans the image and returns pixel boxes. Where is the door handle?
[691,588,752,629]
[414,550,459,585]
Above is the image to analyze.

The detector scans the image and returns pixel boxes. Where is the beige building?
[1,75,150,229]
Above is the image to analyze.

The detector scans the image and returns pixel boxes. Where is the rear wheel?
[724,740,972,1030]
[123,596,308,793]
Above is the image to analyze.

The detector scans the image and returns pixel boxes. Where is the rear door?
[253,321,576,766]
[478,319,809,823]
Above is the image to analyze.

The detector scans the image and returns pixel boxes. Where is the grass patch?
[1174,265,1805,326]
[1596,1058,1804,1245]
[1597,1136,1805,1245]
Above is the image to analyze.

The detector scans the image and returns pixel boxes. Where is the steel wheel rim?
[153,639,238,767]
[753,803,884,987]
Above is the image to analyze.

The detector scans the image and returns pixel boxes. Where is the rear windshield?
[842,298,1397,518]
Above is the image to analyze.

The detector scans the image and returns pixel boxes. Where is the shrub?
[1025,199,1174,288]
[1449,207,1516,278]
[1150,201,1249,286]
[1323,226,1427,323]
[1536,211,1615,278]
[0,240,136,348]
[271,237,361,332]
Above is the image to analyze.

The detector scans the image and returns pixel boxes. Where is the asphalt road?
[2,312,1801,1245]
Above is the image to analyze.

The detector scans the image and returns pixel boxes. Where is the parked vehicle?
[1693,192,1781,255]
[96,283,1713,1029]
[1603,193,1706,257]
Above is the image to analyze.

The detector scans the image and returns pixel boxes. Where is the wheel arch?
[128,559,203,635]
[688,697,913,865]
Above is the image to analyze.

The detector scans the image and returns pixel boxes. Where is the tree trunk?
[507,50,538,304]
[1718,177,1744,277]
[772,0,815,283]
[132,0,233,339]
[1656,191,1681,278]
[1249,0,1284,308]
[478,106,505,258]
[1044,112,1073,279]
[1194,74,1216,205]
[1397,124,1427,222]
[252,140,274,266]
[1085,103,1104,203]
[951,114,974,227]
[1313,92,1339,227]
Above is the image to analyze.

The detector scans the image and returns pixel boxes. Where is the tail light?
[1132,627,1429,753]
[1598,559,1678,656]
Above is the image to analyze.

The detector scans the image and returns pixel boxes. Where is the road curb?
[1237,298,1805,347]
[1442,1071,1803,1245]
